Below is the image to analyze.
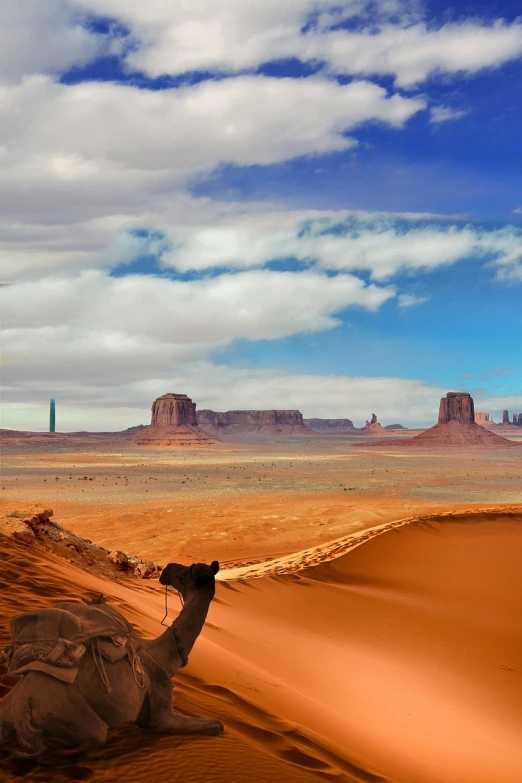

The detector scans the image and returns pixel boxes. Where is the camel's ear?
[211,560,219,575]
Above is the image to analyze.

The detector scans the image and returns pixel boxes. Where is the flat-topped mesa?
[151,393,197,428]
[304,418,355,432]
[197,409,312,438]
[438,392,474,424]
[475,411,492,425]
[503,410,509,424]
[133,393,214,447]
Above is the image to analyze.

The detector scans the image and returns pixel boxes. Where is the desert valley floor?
[1,433,522,782]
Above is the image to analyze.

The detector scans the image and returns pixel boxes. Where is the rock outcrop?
[133,393,214,447]
[475,412,492,425]
[385,424,407,430]
[304,418,355,433]
[2,509,163,579]
[503,410,509,424]
[197,409,312,438]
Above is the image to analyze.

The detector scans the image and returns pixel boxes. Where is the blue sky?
[1,0,521,430]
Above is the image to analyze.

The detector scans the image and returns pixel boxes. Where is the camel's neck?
[146,587,214,678]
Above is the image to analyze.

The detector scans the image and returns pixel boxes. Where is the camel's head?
[159,560,219,599]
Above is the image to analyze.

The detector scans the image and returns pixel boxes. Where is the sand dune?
[1,507,522,782]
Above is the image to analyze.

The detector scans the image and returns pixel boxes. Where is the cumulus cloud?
[1,75,424,172]
[1,268,394,342]
[61,1,522,87]
[0,74,425,283]
[310,21,522,87]
[3,207,522,286]
[0,268,395,407]
[0,0,103,84]
[159,213,522,281]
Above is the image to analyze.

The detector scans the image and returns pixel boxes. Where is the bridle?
[160,585,188,668]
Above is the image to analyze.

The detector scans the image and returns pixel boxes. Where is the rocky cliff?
[133,393,214,446]
[197,409,312,438]
[475,412,492,425]
[304,418,355,432]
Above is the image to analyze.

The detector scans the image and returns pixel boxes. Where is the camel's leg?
[151,707,224,736]
[26,681,109,753]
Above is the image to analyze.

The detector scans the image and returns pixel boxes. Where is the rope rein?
[160,585,188,667]
[91,638,112,694]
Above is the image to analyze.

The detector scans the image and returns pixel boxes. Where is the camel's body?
[0,561,223,757]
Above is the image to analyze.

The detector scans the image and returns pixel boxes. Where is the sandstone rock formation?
[438,392,474,424]
[304,418,356,433]
[133,393,214,447]
[358,393,517,448]
[360,413,387,435]
[475,412,492,425]
[151,393,197,427]
[409,393,515,448]
[503,410,509,424]
[385,424,407,430]
[197,409,312,438]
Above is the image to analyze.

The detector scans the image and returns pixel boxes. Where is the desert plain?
[1,429,522,783]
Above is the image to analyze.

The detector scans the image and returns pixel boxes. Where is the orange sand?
[1,507,522,783]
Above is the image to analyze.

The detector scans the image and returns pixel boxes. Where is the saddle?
[1,601,137,686]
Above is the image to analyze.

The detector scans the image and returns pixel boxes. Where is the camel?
[0,560,223,758]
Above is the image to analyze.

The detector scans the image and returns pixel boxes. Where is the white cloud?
[5,1,519,90]
[397,293,427,307]
[429,106,468,124]
[160,214,522,281]
[310,21,522,87]
[0,0,103,84]
[0,74,424,284]
[1,75,423,172]
[62,1,522,87]
[0,268,394,372]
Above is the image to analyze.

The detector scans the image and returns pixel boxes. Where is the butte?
[132,393,214,447]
